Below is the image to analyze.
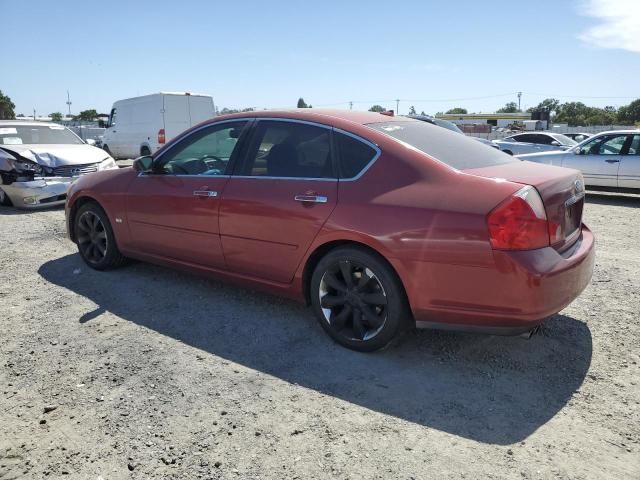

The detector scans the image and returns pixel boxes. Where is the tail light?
[487,186,549,250]
[158,128,166,144]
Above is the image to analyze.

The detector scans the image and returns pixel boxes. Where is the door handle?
[605,159,620,163]
[294,194,328,204]
[193,190,218,197]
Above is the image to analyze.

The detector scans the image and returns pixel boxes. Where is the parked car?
[518,130,640,189]
[0,121,117,208]
[102,92,215,159]
[410,115,500,149]
[494,132,577,155]
[65,110,594,351]
[563,132,592,143]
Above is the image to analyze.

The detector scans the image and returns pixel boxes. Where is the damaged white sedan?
[0,121,117,208]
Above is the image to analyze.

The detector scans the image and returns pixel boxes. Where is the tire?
[310,246,410,352]
[140,146,151,156]
[0,187,13,207]
[74,202,127,270]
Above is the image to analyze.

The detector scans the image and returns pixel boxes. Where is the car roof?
[211,109,417,126]
[0,120,64,127]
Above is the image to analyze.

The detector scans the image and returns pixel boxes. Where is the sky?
[3,0,639,116]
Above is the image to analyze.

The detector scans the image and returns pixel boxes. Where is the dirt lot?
[1,192,639,479]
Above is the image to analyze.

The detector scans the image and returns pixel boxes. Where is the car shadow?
[38,253,592,445]
[0,205,64,215]
[586,191,640,208]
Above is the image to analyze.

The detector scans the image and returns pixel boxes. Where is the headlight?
[97,158,117,171]
[10,158,43,174]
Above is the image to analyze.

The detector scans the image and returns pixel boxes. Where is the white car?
[0,121,117,208]
[518,130,640,190]
[494,132,577,155]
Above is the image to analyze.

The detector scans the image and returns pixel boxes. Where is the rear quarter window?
[369,121,516,170]
[334,131,377,178]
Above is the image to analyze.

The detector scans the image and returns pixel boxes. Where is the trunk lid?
[464,160,585,251]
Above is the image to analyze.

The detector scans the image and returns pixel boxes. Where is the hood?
[0,144,111,168]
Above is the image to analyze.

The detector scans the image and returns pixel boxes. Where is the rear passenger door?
[219,120,338,283]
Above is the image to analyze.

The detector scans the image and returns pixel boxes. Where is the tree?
[74,109,98,121]
[368,105,385,112]
[297,98,308,108]
[49,112,63,122]
[496,102,521,113]
[408,105,417,115]
[445,107,467,114]
[527,98,560,115]
[0,90,16,119]
[617,99,640,125]
[420,110,427,116]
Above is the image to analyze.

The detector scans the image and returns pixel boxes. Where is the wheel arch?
[68,195,103,243]
[301,239,410,315]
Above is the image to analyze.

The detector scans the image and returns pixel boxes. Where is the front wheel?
[74,202,127,270]
[310,247,410,352]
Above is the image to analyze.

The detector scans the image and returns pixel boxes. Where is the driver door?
[125,120,250,268]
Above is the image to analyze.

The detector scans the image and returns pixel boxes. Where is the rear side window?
[334,131,377,178]
[239,121,334,178]
[369,121,516,170]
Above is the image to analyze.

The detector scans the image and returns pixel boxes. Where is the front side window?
[334,131,377,178]
[511,134,535,143]
[578,134,628,155]
[239,121,334,178]
[550,133,577,146]
[109,108,117,127]
[158,121,248,175]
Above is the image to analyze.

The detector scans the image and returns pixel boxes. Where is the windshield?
[550,133,577,146]
[0,125,84,145]
[368,121,516,170]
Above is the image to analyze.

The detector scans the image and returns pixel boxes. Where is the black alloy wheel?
[74,202,127,270]
[311,247,409,351]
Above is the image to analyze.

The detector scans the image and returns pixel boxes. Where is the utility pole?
[349,101,353,110]
[33,109,36,120]
[395,99,400,115]
[517,91,522,111]
[66,90,72,116]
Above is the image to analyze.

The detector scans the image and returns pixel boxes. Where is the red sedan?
[65,110,595,351]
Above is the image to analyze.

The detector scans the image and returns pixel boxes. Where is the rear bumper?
[408,225,595,332]
[0,177,72,209]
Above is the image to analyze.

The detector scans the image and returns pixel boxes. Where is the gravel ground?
[1,192,639,479]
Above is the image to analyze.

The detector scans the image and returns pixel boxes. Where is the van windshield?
[368,121,516,170]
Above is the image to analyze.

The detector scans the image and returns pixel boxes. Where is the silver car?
[0,121,117,208]
[518,130,640,189]
[494,132,577,155]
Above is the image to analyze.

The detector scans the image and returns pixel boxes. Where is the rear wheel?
[74,202,127,270]
[310,247,409,352]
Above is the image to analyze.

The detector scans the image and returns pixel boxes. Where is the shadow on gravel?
[39,254,592,445]
[586,191,640,208]
[0,205,64,215]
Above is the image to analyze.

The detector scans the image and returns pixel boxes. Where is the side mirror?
[85,138,96,146]
[550,140,561,146]
[133,155,154,173]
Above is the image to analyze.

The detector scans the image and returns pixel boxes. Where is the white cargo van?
[102,92,215,159]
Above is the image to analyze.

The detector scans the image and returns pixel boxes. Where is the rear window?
[368,121,516,170]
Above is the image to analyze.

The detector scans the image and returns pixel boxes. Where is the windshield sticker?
[49,125,65,130]
[2,137,23,145]
[0,127,18,135]
[380,125,404,132]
